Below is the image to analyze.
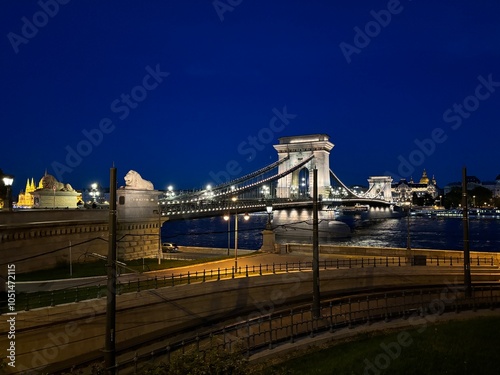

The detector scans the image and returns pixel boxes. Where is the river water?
[162,214,500,253]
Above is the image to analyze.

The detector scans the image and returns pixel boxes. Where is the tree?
[470,186,492,207]
[444,187,462,209]
[412,192,434,207]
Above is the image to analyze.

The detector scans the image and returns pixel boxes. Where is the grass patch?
[265,316,500,374]
[16,252,259,281]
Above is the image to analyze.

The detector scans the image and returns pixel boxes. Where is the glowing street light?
[90,182,100,204]
[266,204,273,230]
[223,197,250,272]
[261,185,270,199]
[2,174,14,212]
[205,184,213,199]
[166,185,175,199]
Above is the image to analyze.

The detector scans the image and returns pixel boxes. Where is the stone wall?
[282,243,500,264]
[0,211,109,274]
[116,219,163,261]
[0,210,166,274]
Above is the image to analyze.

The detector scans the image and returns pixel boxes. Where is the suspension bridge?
[159,134,398,220]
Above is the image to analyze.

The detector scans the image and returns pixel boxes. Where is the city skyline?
[2,1,500,192]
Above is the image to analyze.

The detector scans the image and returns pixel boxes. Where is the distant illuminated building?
[17,178,36,207]
[444,174,500,198]
[17,171,81,208]
[392,169,439,203]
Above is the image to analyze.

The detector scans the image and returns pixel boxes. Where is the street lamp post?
[406,203,411,264]
[234,211,250,272]
[261,185,270,199]
[166,185,175,199]
[91,183,98,202]
[224,198,249,273]
[2,175,14,212]
[226,212,231,256]
[157,203,162,265]
[401,187,411,265]
[266,204,273,230]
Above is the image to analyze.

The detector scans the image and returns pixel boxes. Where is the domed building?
[392,169,439,204]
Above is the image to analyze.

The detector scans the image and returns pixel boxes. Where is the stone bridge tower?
[366,176,394,202]
[273,134,334,199]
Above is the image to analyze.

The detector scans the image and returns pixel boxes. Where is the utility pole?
[312,168,320,319]
[406,201,411,265]
[105,166,117,373]
[462,167,472,298]
[158,205,162,265]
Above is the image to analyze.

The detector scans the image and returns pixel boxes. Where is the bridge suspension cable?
[329,169,361,198]
[212,155,290,192]
[214,154,315,197]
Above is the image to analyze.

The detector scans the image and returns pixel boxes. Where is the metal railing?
[114,284,500,373]
[4,255,497,313]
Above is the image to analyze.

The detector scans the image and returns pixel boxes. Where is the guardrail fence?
[4,255,497,313]
[117,284,500,373]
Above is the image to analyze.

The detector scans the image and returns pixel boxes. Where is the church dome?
[419,169,429,184]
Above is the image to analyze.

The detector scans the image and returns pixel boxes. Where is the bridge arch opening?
[296,167,310,198]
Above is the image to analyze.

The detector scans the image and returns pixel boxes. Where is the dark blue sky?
[2,0,500,193]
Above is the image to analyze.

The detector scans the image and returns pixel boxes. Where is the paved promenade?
[16,246,499,292]
[16,250,323,292]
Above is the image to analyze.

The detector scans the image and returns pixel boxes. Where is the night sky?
[2,0,500,194]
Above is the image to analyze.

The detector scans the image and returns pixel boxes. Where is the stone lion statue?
[40,174,75,191]
[124,170,154,190]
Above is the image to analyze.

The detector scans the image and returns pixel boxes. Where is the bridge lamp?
[166,185,175,199]
[90,182,99,203]
[404,201,412,265]
[266,205,273,230]
[223,212,231,256]
[224,206,250,271]
[235,213,250,269]
[206,184,215,199]
[2,174,14,212]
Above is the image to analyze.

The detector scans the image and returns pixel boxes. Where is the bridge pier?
[260,228,276,253]
[272,207,351,243]
[116,189,167,261]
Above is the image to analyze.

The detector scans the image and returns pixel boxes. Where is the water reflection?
[163,215,500,252]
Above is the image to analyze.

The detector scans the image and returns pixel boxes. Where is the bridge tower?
[366,176,394,202]
[273,134,334,199]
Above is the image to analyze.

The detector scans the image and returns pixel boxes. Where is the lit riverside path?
[17,251,333,292]
[16,249,489,293]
